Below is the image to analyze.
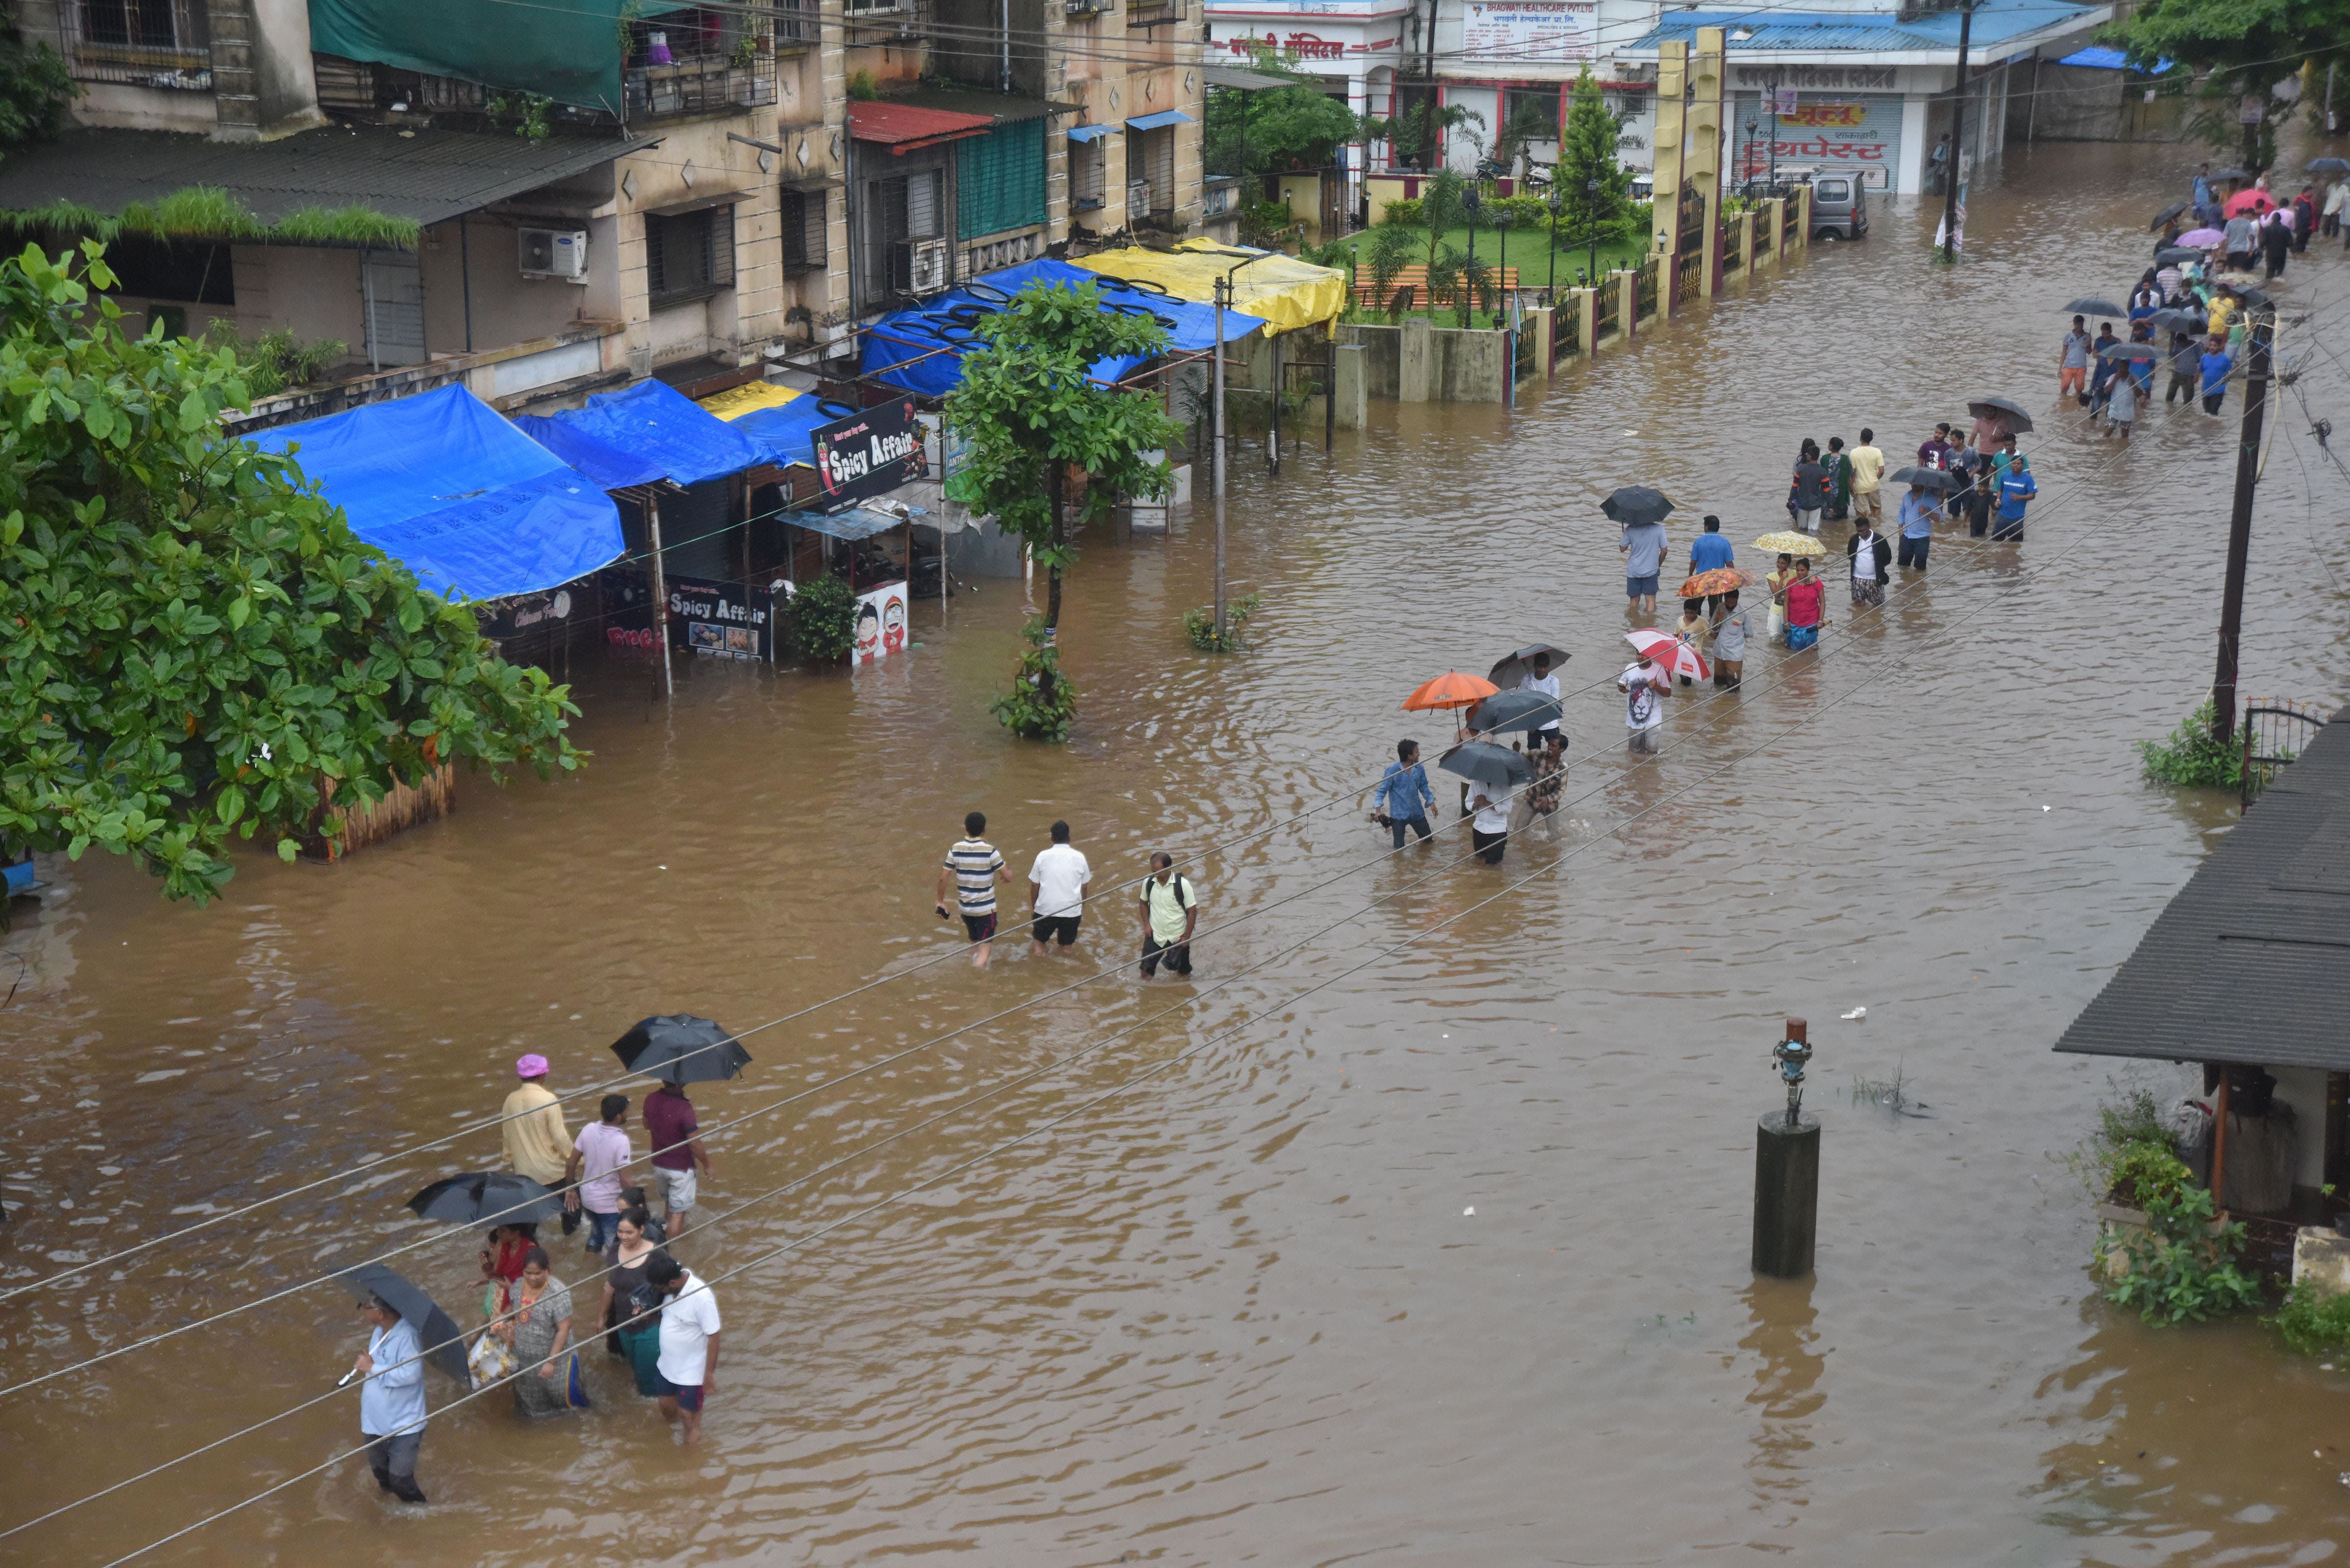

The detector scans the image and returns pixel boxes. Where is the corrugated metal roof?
[847,100,998,149]
[2053,706,2350,1072]
[1634,0,2102,54]
[0,126,653,239]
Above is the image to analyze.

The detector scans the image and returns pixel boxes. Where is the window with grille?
[781,188,827,274]
[1072,139,1106,210]
[69,0,209,79]
[646,206,737,308]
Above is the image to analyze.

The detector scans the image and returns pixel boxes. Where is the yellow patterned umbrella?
[1753,531,1828,557]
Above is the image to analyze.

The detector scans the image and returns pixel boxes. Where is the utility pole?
[1212,274,1228,640]
[2210,308,2273,745]
[1941,0,1975,263]
[1586,176,1599,285]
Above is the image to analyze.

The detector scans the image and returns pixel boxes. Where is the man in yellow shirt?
[1847,428,1884,524]
[502,1054,576,1231]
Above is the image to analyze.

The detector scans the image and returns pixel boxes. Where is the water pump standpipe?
[1772,1018,1813,1126]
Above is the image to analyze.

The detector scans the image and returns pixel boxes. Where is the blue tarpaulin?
[1126,110,1194,131]
[514,378,764,489]
[252,383,624,603]
[859,257,1264,398]
[2057,45,2170,70]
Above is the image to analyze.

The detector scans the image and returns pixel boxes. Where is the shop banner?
[1735,93,1904,190]
[477,587,575,642]
[1459,0,1592,59]
[812,397,928,506]
[668,574,774,662]
[851,581,909,665]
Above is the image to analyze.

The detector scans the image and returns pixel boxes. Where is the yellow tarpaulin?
[1071,240,1346,337]
[696,379,804,421]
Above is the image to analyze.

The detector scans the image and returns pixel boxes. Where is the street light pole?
[1548,190,1560,300]
[1586,176,1599,285]
[1463,187,1478,328]
[1213,275,1228,640]
[2210,307,2274,745]
[1941,0,1976,262]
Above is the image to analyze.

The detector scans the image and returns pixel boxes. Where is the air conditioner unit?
[892,237,950,295]
[518,227,589,281]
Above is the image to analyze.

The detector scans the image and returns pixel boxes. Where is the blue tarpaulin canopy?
[859,256,1264,398]
[251,383,623,603]
[1067,123,1115,141]
[513,378,764,490]
[1126,110,1194,131]
[2057,45,2170,70]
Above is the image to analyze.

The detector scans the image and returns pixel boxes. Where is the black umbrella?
[1437,741,1533,790]
[1600,486,1674,527]
[2148,200,2188,230]
[1464,690,1565,735]
[2155,246,2204,264]
[337,1263,470,1384]
[2309,157,2350,175]
[2213,166,2249,180]
[2152,308,2208,333]
[610,1014,751,1083]
[1486,643,1570,688]
[406,1171,563,1228]
[2097,338,2161,362]
[2063,297,2128,319]
[1888,466,1952,491]
[2236,285,2273,310]
[1966,395,2034,435]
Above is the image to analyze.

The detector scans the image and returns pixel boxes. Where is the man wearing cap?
[503,1055,576,1234]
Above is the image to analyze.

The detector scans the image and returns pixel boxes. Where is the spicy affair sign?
[811,397,928,505]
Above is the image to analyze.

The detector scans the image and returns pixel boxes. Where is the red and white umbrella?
[1626,628,1709,682]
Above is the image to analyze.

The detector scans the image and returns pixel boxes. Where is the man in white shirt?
[1619,654,1670,753]
[648,1253,721,1445]
[1515,653,1563,753]
[1027,819,1092,955]
[1467,782,1512,865]
[354,1295,428,1503]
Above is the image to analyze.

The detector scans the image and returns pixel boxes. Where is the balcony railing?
[1128,0,1184,24]
[623,56,777,121]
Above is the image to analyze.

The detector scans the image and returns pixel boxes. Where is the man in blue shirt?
[1896,482,1937,571]
[2200,337,2235,415]
[1372,740,1437,848]
[2193,163,2214,224]
[1689,514,1736,575]
[1992,443,2036,542]
[356,1295,429,1503]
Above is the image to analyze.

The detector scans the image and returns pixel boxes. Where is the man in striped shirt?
[935,811,1011,966]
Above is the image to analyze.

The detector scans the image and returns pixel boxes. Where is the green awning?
[310,0,696,114]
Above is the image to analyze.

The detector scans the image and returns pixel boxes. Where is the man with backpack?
[1137,853,1198,979]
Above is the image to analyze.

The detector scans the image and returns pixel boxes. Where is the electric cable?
[0,360,2179,1389]
[0,265,2186,1311]
[60,398,2192,1566]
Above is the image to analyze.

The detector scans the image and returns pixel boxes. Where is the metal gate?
[360,249,425,369]
[2242,700,2329,809]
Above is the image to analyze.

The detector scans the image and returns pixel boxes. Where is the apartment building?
[3,0,1205,420]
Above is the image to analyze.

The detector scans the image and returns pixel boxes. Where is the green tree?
[1205,76,1363,181]
[0,12,75,153]
[1386,98,1478,173]
[1558,67,1630,247]
[942,281,1179,738]
[1493,94,1560,179]
[2111,0,2344,167]
[0,243,582,903]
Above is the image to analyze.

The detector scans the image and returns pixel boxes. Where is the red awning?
[847,100,996,154]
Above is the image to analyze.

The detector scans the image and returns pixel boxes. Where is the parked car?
[1809,175,1868,240]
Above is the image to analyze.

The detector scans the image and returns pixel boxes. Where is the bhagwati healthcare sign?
[1460,0,1592,60]
[1736,93,1905,190]
[811,397,929,506]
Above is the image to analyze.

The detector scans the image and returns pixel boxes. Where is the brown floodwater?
[9,137,2350,1566]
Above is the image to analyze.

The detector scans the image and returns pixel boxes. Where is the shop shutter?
[659,477,735,581]
[956,118,1047,239]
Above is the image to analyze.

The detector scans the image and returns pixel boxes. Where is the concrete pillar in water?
[1753,1016,1818,1278]
[1398,317,1433,402]
[1332,344,1369,428]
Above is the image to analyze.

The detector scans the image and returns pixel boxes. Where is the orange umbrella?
[1678,566,1758,597]
[1403,671,1500,711]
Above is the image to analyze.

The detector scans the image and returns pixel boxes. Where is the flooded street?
[12,137,2350,1564]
